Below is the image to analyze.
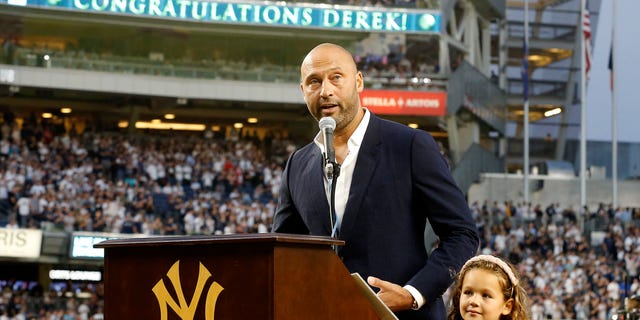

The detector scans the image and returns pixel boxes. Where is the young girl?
[447,254,530,320]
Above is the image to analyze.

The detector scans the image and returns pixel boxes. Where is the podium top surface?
[94,233,344,249]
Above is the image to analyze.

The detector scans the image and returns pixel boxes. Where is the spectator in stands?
[163,216,178,235]
[272,43,479,320]
[120,212,138,234]
[92,209,106,232]
[5,215,19,229]
[151,216,164,235]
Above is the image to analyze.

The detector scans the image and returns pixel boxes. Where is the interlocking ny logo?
[152,260,224,320]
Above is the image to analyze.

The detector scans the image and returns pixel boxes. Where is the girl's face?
[459,269,513,320]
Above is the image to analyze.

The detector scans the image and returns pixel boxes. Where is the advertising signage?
[361,89,446,116]
[1,0,441,33]
[0,228,42,259]
[70,231,150,259]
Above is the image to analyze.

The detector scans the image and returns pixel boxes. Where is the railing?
[504,65,575,98]
[468,173,640,208]
[12,49,301,83]
[452,143,503,196]
[507,137,557,159]
[447,61,507,134]
[363,74,447,91]
[506,20,577,41]
[6,48,451,91]
[505,6,582,41]
[506,78,568,99]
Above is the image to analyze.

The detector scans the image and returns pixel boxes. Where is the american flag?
[582,0,592,79]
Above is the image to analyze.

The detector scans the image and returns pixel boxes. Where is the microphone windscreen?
[319,117,336,131]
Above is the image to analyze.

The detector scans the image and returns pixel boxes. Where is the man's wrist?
[403,285,424,310]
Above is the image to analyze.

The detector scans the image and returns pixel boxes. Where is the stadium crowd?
[1,114,640,320]
[0,113,294,236]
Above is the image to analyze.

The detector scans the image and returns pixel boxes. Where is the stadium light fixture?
[134,121,205,131]
[544,108,562,118]
[60,107,72,114]
[408,123,419,129]
[528,54,552,67]
[247,117,258,124]
[164,113,175,120]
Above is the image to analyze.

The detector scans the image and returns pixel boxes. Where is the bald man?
[273,43,479,320]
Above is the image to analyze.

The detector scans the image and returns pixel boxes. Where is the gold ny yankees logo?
[152,260,224,320]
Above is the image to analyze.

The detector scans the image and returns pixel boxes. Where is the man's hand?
[367,276,414,312]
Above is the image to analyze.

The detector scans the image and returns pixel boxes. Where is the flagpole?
[612,0,618,208]
[579,0,587,208]
[523,0,530,204]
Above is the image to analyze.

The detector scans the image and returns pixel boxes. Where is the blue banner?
[1,0,441,33]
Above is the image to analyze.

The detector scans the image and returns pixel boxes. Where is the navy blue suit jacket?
[273,113,479,320]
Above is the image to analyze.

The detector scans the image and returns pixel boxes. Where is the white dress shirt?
[314,108,370,227]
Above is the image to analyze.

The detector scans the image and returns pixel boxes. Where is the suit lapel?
[298,148,333,235]
[339,115,381,238]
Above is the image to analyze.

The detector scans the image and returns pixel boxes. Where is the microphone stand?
[319,116,340,252]
[324,159,341,253]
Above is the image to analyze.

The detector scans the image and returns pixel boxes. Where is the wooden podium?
[95,233,383,319]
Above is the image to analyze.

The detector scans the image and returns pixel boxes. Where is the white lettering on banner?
[49,270,102,281]
[149,0,161,16]
[0,228,42,258]
[362,96,441,109]
[323,10,339,27]
[0,69,16,83]
[354,11,369,29]
[19,0,441,33]
[405,99,440,108]
[221,2,237,21]
[301,8,312,25]
[361,90,446,116]
[362,97,396,107]
[385,12,402,30]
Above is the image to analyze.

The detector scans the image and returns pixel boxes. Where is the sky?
[586,0,639,142]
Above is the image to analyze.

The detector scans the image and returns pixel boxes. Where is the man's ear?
[356,71,364,93]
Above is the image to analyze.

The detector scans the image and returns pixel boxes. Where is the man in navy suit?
[272,43,479,320]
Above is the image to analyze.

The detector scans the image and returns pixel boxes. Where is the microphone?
[318,117,336,163]
[318,117,336,168]
[318,116,340,242]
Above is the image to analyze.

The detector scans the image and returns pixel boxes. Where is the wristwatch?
[411,298,419,310]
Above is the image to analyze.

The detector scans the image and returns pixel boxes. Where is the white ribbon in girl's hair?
[461,255,519,286]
